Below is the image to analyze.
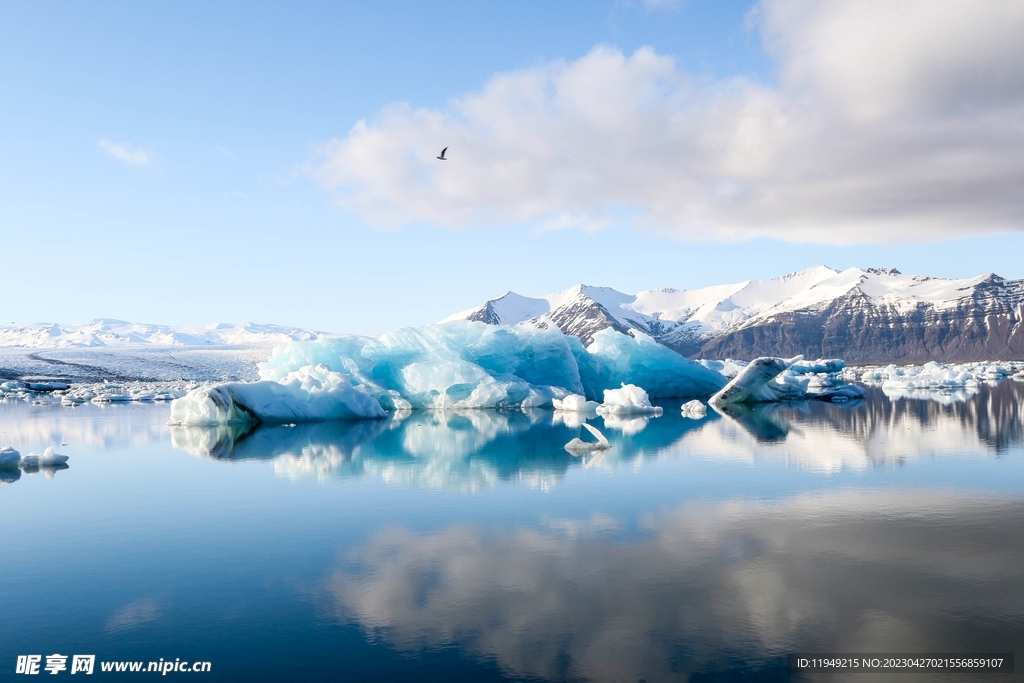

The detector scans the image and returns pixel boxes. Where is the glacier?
[170,321,728,425]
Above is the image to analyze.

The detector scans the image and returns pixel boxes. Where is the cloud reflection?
[318,491,1024,682]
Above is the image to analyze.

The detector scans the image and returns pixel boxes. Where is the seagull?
[436,146,448,161]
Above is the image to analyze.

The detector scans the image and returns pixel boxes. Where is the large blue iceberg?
[170,321,728,425]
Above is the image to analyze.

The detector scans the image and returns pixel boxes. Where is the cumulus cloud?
[98,139,154,167]
[314,0,1024,244]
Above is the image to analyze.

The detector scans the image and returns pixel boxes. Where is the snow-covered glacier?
[170,321,727,425]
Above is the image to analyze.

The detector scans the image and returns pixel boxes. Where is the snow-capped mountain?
[0,319,327,349]
[444,267,1024,362]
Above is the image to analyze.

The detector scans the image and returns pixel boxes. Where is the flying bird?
[437,147,448,160]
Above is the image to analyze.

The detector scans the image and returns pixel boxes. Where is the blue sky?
[3,0,1024,333]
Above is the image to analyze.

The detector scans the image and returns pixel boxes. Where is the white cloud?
[98,139,154,167]
[315,0,1024,244]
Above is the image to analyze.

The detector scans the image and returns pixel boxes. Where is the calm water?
[2,384,1023,682]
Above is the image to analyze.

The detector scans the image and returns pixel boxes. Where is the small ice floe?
[596,384,663,416]
[92,393,132,403]
[552,394,600,412]
[0,446,21,468]
[681,400,707,418]
[813,385,867,402]
[564,423,610,454]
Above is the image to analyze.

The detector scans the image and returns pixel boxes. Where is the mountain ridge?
[444,267,1024,362]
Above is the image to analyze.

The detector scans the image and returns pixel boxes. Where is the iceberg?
[20,447,69,468]
[580,329,727,399]
[176,321,727,426]
[0,446,21,468]
[786,359,845,375]
[709,357,807,405]
[596,384,663,416]
[169,364,386,426]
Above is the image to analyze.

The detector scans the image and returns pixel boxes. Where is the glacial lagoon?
[2,384,1023,682]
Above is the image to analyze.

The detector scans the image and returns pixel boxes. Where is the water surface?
[2,384,1023,681]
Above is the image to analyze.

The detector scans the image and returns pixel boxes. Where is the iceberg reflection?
[171,408,701,491]
[169,381,1024,486]
[319,491,1024,683]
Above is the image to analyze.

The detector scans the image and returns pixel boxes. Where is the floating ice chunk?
[92,393,132,403]
[0,446,21,468]
[552,394,599,412]
[709,357,809,405]
[564,423,610,454]
[787,359,845,375]
[813,385,866,402]
[39,446,69,466]
[596,384,663,415]
[169,365,386,425]
[681,400,707,418]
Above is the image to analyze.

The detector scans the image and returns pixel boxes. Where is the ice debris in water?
[596,384,663,416]
[564,423,610,454]
[552,394,599,412]
[21,447,69,467]
[1,379,190,406]
[0,446,69,475]
[859,361,1021,389]
[172,321,726,425]
[710,356,864,405]
[681,400,707,418]
[169,364,386,425]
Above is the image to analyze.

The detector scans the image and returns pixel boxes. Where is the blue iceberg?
[170,321,729,425]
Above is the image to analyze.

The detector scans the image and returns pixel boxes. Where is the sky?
[3,0,1024,334]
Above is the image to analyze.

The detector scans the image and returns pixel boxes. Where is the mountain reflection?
[697,381,1024,472]
[169,380,1024,487]
[319,491,1024,683]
